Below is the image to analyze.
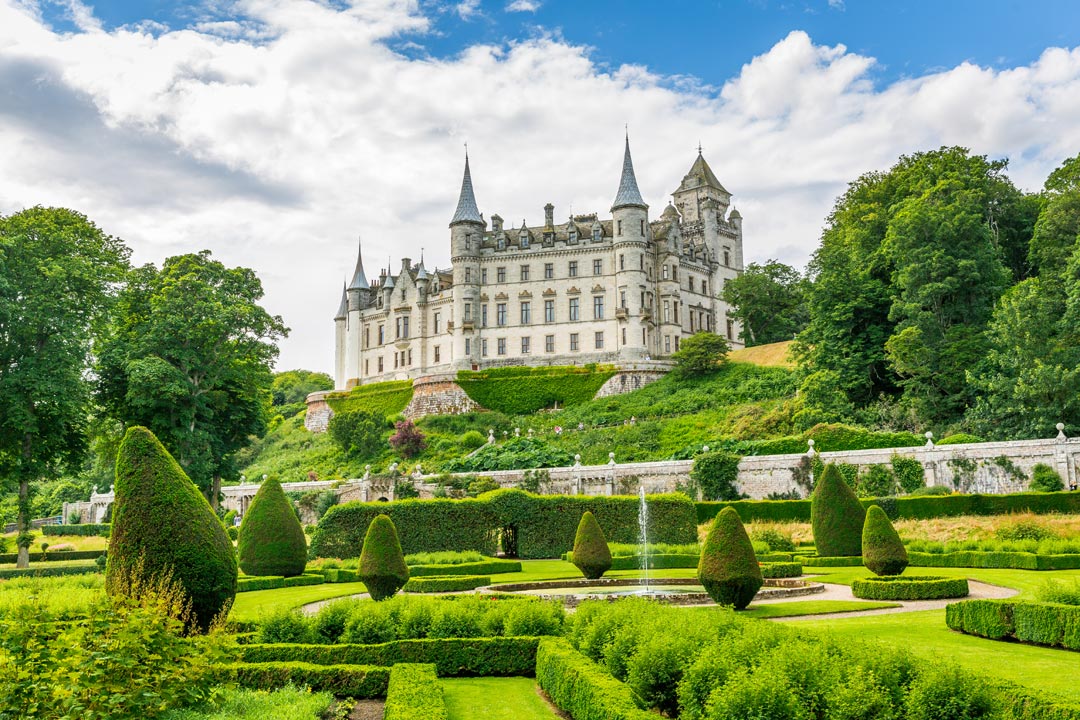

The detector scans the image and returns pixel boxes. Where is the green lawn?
[742,599,899,618]
[230,582,369,622]
[441,678,560,720]
[805,565,1080,599]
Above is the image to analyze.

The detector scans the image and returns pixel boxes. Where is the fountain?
[638,485,651,594]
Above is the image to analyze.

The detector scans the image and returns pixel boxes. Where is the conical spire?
[348,237,369,290]
[450,152,483,226]
[611,134,648,211]
[335,282,348,320]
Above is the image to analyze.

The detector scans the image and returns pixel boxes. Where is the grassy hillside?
[728,340,795,368]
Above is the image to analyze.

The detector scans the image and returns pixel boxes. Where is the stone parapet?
[403,373,481,420]
[304,391,334,432]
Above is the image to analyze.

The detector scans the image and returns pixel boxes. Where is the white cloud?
[506,0,542,12]
[455,0,481,20]
[1,4,1079,375]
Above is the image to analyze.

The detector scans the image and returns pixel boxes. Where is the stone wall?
[304,392,334,432]
[403,373,481,420]
[593,367,669,398]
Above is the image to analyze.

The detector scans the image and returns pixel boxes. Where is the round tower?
[611,136,650,361]
[449,153,484,368]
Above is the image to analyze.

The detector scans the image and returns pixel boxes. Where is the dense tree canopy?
[97,251,287,502]
[271,369,332,406]
[721,260,808,346]
[0,208,129,566]
[671,331,729,378]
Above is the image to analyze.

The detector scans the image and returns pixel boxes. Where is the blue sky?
[5,0,1080,371]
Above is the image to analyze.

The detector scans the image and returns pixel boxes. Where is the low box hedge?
[323,568,359,583]
[403,575,491,593]
[947,599,1080,651]
[535,637,654,720]
[237,573,326,593]
[384,663,448,720]
[214,661,389,697]
[238,637,541,677]
[0,565,100,580]
[802,556,863,567]
[408,559,522,577]
[908,551,1080,571]
[42,524,111,537]
[759,561,803,579]
[851,575,969,601]
[0,550,103,564]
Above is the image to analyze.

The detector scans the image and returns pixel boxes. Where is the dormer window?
[520,231,529,249]
[568,227,577,243]
[497,236,506,251]
[592,226,602,243]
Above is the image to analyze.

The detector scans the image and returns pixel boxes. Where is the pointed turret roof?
[611,135,648,211]
[335,282,348,319]
[450,153,483,226]
[679,149,729,195]
[347,238,369,290]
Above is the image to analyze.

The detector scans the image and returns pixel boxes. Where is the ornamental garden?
[4,425,1080,720]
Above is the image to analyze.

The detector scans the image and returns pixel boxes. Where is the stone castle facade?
[332,138,744,390]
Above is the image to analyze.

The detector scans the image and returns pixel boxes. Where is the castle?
[331,138,744,390]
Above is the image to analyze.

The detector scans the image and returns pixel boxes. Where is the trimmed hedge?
[699,490,1080,524]
[0,550,103,564]
[697,507,762,610]
[802,556,863,567]
[237,574,326,593]
[384,664,447,720]
[360,514,410,601]
[572,512,613,580]
[851,575,969,601]
[215,661,388,697]
[862,505,908,576]
[812,464,866,557]
[237,637,541,676]
[946,600,1080,651]
[311,490,697,560]
[325,379,414,417]
[323,568,359,583]
[42,524,111,537]
[0,565,100,579]
[403,575,491,593]
[238,476,308,578]
[409,559,521,577]
[455,365,617,415]
[759,561,803,578]
[908,551,1080,571]
[535,637,654,720]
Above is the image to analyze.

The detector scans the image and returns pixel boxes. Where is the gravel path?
[766,580,1018,622]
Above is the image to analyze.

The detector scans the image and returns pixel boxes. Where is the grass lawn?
[441,678,561,720]
[742,599,899,619]
[230,582,369,622]
[801,609,1080,701]
[487,559,698,585]
[805,565,1080,599]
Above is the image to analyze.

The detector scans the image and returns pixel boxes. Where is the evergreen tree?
[811,464,866,557]
[697,507,762,610]
[237,476,308,577]
[571,511,612,580]
[358,514,409,601]
[862,505,908,576]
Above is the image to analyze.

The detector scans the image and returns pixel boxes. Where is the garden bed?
[851,575,969,601]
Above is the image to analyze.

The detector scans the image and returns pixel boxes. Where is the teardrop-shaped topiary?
[571,511,613,580]
[862,505,908,576]
[359,514,410,601]
[697,506,763,609]
[237,476,308,578]
[811,463,866,557]
[106,426,238,631]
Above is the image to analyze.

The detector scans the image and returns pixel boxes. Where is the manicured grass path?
[742,599,899,618]
[441,678,561,720]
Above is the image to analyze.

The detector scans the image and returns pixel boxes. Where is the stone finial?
[514,427,520,437]
[91,485,98,496]
[487,428,495,444]
[574,454,582,467]
[1057,422,1067,441]
[528,428,534,438]
[703,445,710,453]
[806,438,816,457]
[608,452,616,466]
[413,464,423,478]
[924,431,934,449]
[363,464,371,480]
[388,462,398,474]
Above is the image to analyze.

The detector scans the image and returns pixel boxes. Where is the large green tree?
[721,260,808,346]
[271,369,332,406]
[97,251,287,505]
[0,208,129,567]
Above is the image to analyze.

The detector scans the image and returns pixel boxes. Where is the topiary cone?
[359,514,409,601]
[697,506,762,610]
[571,511,613,580]
[106,426,238,631]
[862,505,908,576]
[811,463,866,557]
[237,476,308,578]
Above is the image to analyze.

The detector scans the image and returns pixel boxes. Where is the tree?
[358,514,409,601]
[328,409,386,459]
[106,426,237,631]
[97,251,287,506]
[271,370,333,406]
[237,476,308,577]
[697,507,762,609]
[861,505,908,576]
[811,463,866,557]
[671,331,729,377]
[388,419,426,458]
[0,208,129,567]
[571,511,612,580]
[721,260,808,346]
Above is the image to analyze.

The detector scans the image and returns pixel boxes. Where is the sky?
[2,1,1080,375]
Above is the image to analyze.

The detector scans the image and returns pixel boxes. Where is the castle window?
[481,304,488,327]
[520,264,530,281]
[465,267,472,283]
[434,346,440,363]
[639,254,644,270]
[672,264,678,280]
[619,254,624,270]
[640,291,645,309]
[593,259,602,275]
[378,325,385,344]
[434,313,441,333]
[593,296,604,320]
[401,288,406,302]
[665,335,671,353]
[662,265,669,280]
[724,250,730,266]
[482,339,488,357]
[465,338,471,355]
[620,291,626,308]
[521,336,530,354]
[364,326,370,348]
[674,302,679,324]
[568,227,577,243]
[396,316,409,339]
[726,319,734,339]
[690,313,694,332]
[622,327,627,345]
[464,303,472,322]
[393,352,398,369]
[545,334,555,353]
[664,300,670,322]
[520,301,531,325]
[544,300,555,323]
[378,357,384,372]
[568,261,578,277]
[594,331,604,349]
[617,220,622,236]
[675,336,680,351]
[481,268,487,283]
[702,279,707,294]
[497,267,506,283]
[497,236,506,251]
[570,333,579,351]
[593,226,602,242]
[569,298,579,321]
[544,263,554,279]
[407,349,412,365]
[520,231,529,248]
[640,219,645,235]
[497,338,506,355]
[465,234,472,251]
[496,303,507,326]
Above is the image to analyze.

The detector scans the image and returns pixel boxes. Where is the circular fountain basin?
[480,577,824,608]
